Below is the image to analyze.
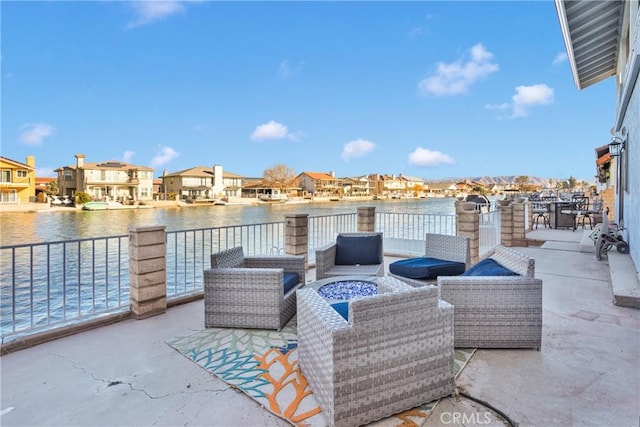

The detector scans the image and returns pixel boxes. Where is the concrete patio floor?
[1,229,639,426]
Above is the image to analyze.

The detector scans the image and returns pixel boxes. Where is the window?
[17,170,27,178]
[0,170,11,183]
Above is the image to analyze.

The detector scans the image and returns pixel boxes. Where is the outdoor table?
[305,275,378,303]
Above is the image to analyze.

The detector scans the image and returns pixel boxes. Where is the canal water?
[0,198,458,246]
[1,197,461,338]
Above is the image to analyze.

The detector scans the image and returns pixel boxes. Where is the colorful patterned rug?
[167,316,475,427]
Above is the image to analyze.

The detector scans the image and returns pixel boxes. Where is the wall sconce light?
[609,136,625,157]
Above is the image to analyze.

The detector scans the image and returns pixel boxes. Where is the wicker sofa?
[297,275,454,427]
[388,233,470,285]
[315,232,384,280]
[203,246,305,330]
[438,245,543,349]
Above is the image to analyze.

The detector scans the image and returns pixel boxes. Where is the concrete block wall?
[456,202,480,265]
[129,226,167,319]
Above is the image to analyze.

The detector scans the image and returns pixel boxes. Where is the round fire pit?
[317,280,378,300]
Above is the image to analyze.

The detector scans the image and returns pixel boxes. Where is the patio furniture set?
[203,232,543,427]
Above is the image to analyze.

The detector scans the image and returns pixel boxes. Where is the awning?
[596,152,611,166]
[555,0,624,89]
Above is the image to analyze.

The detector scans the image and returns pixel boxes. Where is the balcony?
[1,226,638,426]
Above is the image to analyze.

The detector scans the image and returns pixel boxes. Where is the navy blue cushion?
[283,272,300,294]
[389,257,466,279]
[330,302,349,320]
[462,258,520,277]
[335,234,382,265]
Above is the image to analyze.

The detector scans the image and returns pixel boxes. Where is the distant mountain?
[424,176,556,187]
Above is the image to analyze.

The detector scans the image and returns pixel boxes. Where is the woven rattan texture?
[315,232,385,280]
[297,275,454,427]
[438,245,542,349]
[204,247,305,330]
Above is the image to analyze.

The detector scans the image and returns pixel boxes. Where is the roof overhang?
[555,0,624,89]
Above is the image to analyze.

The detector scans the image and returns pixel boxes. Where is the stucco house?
[161,165,243,201]
[556,0,639,270]
[56,154,154,201]
[0,155,36,204]
[296,172,343,197]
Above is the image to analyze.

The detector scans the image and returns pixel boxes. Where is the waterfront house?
[402,174,426,196]
[556,0,639,271]
[35,177,56,203]
[296,171,344,197]
[56,154,154,202]
[425,181,458,197]
[0,155,36,204]
[342,175,371,197]
[161,165,243,201]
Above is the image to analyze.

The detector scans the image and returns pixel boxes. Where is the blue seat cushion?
[462,258,520,277]
[335,234,382,265]
[389,257,466,280]
[283,272,300,294]
[330,302,349,320]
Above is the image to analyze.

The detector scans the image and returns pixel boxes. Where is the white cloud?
[19,123,55,146]
[408,147,454,167]
[512,84,554,117]
[552,52,568,65]
[278,59,305,78]
[126,1,189,29]
[123,150,136,162]
[418,43,499,96]
[150,146,179,168]
[251,120,289,141]
[341,139,376,161]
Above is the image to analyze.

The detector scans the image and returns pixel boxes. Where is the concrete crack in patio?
[49,351,230,399]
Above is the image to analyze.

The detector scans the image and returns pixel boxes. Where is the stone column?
[357,206,376,232]
[129,226,167,319]
[456,201,480,265]
[512,198,528,246]
[285,214,308,268]
[498,201,514,247]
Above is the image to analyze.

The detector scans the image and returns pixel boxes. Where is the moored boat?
[82,201,109,211]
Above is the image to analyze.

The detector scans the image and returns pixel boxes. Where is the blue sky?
[2,1,617,182]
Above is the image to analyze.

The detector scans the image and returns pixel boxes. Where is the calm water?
[0,198,457,247]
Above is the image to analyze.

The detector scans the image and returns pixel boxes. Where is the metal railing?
[479,209,501,258]
[376,211,457,255]
[307,213,357,261]
[165,222,285,298]
[1,210,489,342]
[0,236,130,340]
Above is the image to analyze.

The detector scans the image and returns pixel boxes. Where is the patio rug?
[167,316,475,427]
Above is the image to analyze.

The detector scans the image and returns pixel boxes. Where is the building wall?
[620,78,638,268]
[0,156,35,204]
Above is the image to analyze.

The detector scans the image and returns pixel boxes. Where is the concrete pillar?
[129,226,167,319]
[499,202,514,247]
[456,201,480,265]
[512,198,528,246]
[285,214,309,267]
[357,206,376,232]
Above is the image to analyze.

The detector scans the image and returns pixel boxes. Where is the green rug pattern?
[168,316,475,427]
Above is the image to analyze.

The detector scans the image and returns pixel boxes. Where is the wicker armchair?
[315,232,384,280]
[388,233,470,285]
[438,245,543,349]
[204,246,305,330]
[297,276,454,427]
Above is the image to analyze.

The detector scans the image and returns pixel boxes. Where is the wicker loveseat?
[315,232,384,280]
[438,245,543,349]
[297,275,454,427]
[203,246,305,330]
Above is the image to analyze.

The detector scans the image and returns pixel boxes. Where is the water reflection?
[0,198,457,246]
